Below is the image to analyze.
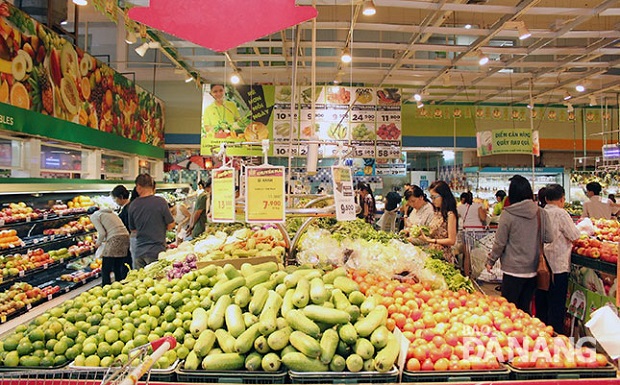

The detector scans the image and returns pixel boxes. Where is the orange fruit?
[105,89,113,107]
[10,82,30,110]
[0,80,8,103]
[81,77,91,100]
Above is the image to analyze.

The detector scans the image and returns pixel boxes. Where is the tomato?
[434,357,450,371]
[421,358,435,371]
[406,358,421,371]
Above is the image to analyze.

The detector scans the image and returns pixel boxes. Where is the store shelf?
[507,363,618,380]
[0,211,88,231]
[571,253,617,275]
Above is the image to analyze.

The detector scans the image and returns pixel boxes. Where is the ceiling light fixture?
[72,0,88,5]
[125,31,137,45]
[413,93,422,102]
[416,100,424,109]
[362,0,376,16]
[478,51,489,66]
[60,20,68,25]
[516,22,531,40]
[341,47,352,63]
[575,84,585,92]
[185,74,194,83]
[230,71,241,85]
[464,24,472,29]
[135,41,160,57]
[589,95,597,106]
[563,91,572,101]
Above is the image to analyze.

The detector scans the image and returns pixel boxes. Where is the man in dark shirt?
[128,174,175,269]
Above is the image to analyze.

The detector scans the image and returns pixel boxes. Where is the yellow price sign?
[212,167,236,223]
[245,166,285,223]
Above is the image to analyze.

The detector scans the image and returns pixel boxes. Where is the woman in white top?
[171,201,191,242]
[457,192,487,229]
[403,186,434,230]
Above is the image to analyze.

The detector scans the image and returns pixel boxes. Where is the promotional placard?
[245,166,285,223]
[331,166,356,221]
[476,129,539,156]
[211,167,236,223]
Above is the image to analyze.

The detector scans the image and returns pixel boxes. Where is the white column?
[152,160,164,181]
[12,138,41,177]
[81,149,101,179]
[128,156,139,179]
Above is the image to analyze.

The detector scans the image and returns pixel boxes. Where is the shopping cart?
[462,226,502,283]
[0,336,176,385]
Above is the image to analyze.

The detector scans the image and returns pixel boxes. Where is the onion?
[173,261,183,268]
[188,261,197,269]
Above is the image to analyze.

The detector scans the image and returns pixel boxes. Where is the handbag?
[536,209,553,291]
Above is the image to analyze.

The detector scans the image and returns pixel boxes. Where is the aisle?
[0,277,101,338]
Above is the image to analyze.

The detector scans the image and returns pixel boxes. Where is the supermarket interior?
[0,0,619,384]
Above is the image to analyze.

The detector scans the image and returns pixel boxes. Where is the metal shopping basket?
[462,226,502,283]
[0,336,176,385]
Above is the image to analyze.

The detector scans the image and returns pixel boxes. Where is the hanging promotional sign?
[245,166,285,223]
[211,167,236,223]
[476,129,540,156]
[331,166,356,221]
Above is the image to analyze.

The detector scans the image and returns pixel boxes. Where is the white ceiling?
[64,0,620,107]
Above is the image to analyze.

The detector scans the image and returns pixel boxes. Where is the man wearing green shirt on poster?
[190,179,212,239]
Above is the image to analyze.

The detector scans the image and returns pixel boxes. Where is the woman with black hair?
[419,181,459,263]
[358,183,376,225]
[403,186,434,230]
[457,191,487,229]
[111,185,133,271]
[486,175,554,314]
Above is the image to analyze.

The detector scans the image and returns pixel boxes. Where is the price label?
[64,287,70,293]
[26,216,31,223]
[43,263,48,269]
[274,111,298,120]
[47,294,53,301]
[19,270,25,277]
[0,219,4,226]
[246,166,285,223]
[26,303,32,310]
[1,315,6,323]
[81,279,86,284]
[378,113,401,122]
[331,112,349,121]
[350,112,375,122]
[376,146,402,159]
[332,166,356,221]
[304,111,325,121]
[212,167,236,223]
[60,258,64,264]
[43,213,48,220]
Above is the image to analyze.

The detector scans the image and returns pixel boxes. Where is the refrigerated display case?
[464,167,565,200]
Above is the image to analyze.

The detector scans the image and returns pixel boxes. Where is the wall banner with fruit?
[0,2,165,155]
[476,129,540,156]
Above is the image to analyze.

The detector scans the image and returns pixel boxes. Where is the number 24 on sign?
[263,200,282,209]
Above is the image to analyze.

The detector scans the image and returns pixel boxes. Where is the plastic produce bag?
[576,217,595,236]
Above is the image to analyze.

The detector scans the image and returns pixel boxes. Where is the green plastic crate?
[289,367,399,384]
[508,363,618,380]
[402,365,511,383]
[176,363,288,384]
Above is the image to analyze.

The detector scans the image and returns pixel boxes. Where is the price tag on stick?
[211,167,236,223]
[245,166,285,223]
[331,166,356,221]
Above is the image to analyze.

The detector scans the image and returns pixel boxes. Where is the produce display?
[573,219,619,264]
[59,267,101,283]
[0,262,401,374]
[42,216,95,236]
[564,201,582,217]
[159,224,286,265]
[0,229,24,249]
[67,196,94,209]
[0,202,46,223]
[0,282,59,318]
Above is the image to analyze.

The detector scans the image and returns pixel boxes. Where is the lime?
[153,327,164,338]
[53,340,68,356]
[147,333,159,343]
[116,353,129,365]
[32,340,45,351]
[110,341,124,356]
[122,340,135,354]
[65,346,80,360]
[34,314,50,326]
[40,356,54,367]
[157,355,171,369]
[53,355,67,366]
[104,329,119,344]
[65,311,76,323]
[107,289,122,300]
[87,314,102,325]
[75,334,87,345]
[64,325,79,339]
[143,277,155,288]
[4,351,19,367]
[173,328,185,343]
[59,336,75,348]
[20,355,41,367]
[98,325,110,337]
[45,339,59,351]
[133,334,148,348]
[83,342,97,356]
[74,312,87,322]
[177,346,190,360]
[136,295,150,309]
[49,308,64,318]
[123,323,136,333]
[156,300,167,311]
[97,342,111,358]
[120,294,133,305]
[119,330,133,343]
[48,321,63,336]
[84,355,100,367]
[196,275,210,287]
[4,337,18,351]
[74,354,86,366]
[183,336,195,350]
[154,284,166,296]
[87,326,99,336]
[33,349,46,358]
[149,295,160,306]
[28,328,45,343]
[17,341,34,356]
[148,305,161,318]
[163,322,176,334]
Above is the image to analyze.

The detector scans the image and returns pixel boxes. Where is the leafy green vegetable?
[424,258,474,293]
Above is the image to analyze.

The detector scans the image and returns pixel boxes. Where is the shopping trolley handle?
[151,336,176,351]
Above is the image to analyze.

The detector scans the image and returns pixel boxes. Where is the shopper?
[171,200,191,242]
[358,182,376,225]
[89,207,130,286]
[486,175,553,314]
[190,179,212,239]
[419,181,458,263]
[403,185,434,230]
[535,184,580,334]
[398,183,414,231]
[582,182,613,219]
[128,174,175,269]
[457,191,487,229]
[111,185,133,271]
[537,187,547,208]
[378,189,401,232]
[493,190,507,216]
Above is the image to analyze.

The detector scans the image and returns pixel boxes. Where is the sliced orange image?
[10,82,30,110]
[0,80,8,103]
